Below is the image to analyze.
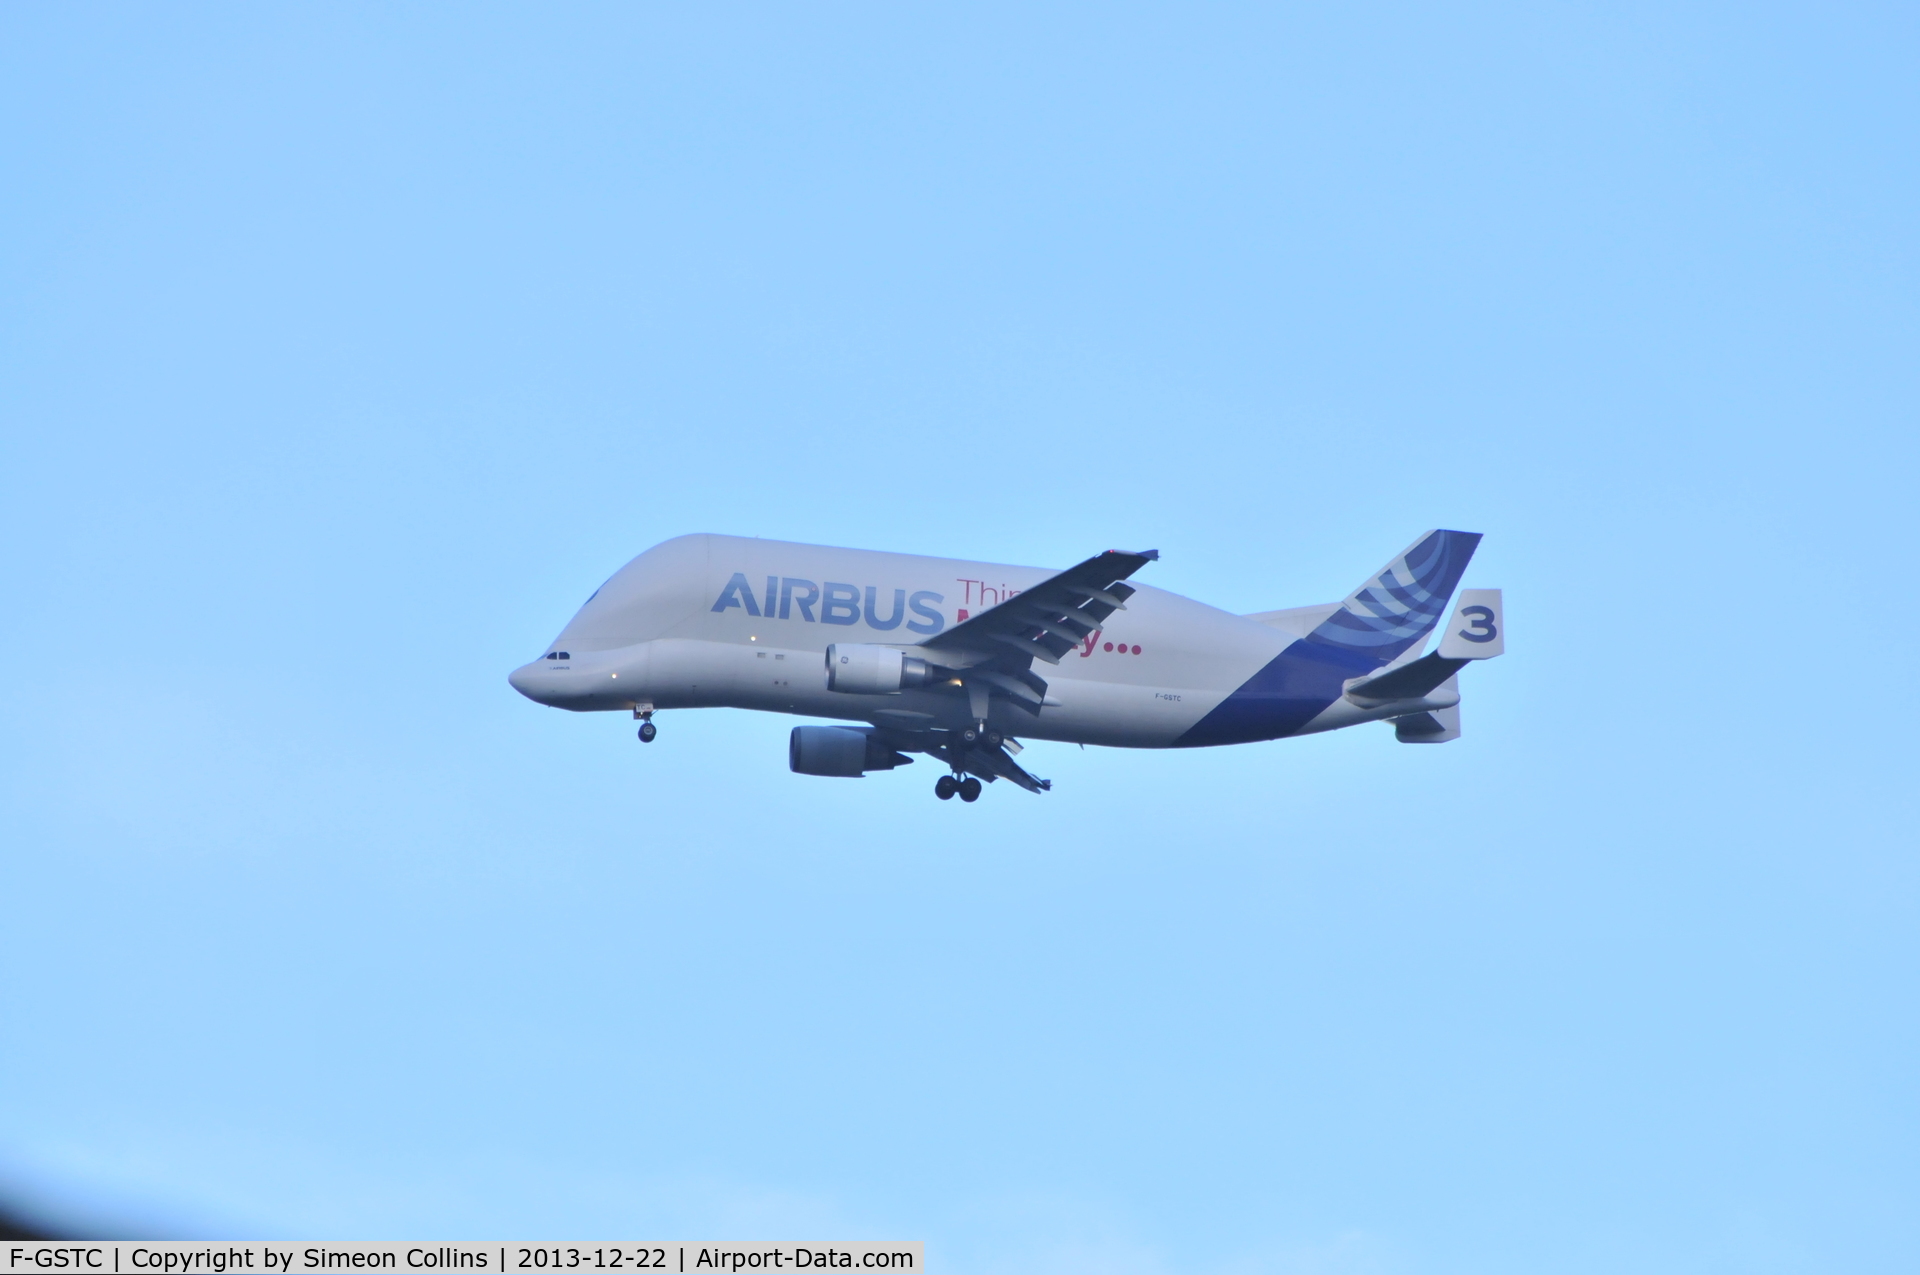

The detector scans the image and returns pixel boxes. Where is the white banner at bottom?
[2,1244,924,1275]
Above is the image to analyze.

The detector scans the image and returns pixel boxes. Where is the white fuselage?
[507,534,1416,747]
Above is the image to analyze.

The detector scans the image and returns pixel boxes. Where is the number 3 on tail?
[1457,605,1497,643]
[1437,589,1504,659]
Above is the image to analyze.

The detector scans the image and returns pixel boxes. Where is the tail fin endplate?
[1437,588,1504,659]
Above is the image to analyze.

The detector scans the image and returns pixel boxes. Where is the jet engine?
[789,726,914,777]
[824,643,935,694]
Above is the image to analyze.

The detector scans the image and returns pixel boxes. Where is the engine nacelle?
[788,726,912,777]
[824,643,934,694]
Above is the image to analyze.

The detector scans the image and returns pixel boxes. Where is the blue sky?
[2,4,1915,1271]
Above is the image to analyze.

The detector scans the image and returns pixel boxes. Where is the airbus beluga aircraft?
[508,530,1504,801]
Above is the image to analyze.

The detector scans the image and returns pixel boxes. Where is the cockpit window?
[545,651,571,661]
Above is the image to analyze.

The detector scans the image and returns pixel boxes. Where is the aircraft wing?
[921,548,1157,665]
[916,548,1158,716]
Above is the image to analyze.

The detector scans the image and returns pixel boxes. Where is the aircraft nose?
[508,661,541,701]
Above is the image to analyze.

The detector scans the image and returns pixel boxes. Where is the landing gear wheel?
[935,775,958,800]
[637,721,657,743]
[985,731,1004,748]
[958,777,982,803]
[959,726,980,745]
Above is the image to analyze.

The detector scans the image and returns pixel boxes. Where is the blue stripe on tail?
[1308,530,1481,658]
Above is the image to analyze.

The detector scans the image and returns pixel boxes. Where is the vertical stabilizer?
[1306,529,1482,665]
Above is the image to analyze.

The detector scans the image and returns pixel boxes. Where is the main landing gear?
[940,719,995,801]
[635,705,657,743]
[935,774,982,803]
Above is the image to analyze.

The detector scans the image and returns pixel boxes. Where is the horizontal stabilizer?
[1343,651,1468,708]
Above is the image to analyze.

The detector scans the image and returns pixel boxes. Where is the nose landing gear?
[634,704,657,743]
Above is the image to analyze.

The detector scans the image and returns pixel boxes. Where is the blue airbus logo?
[711,573,945,634]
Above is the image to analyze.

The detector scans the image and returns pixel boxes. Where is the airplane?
[508,530,1504,801]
